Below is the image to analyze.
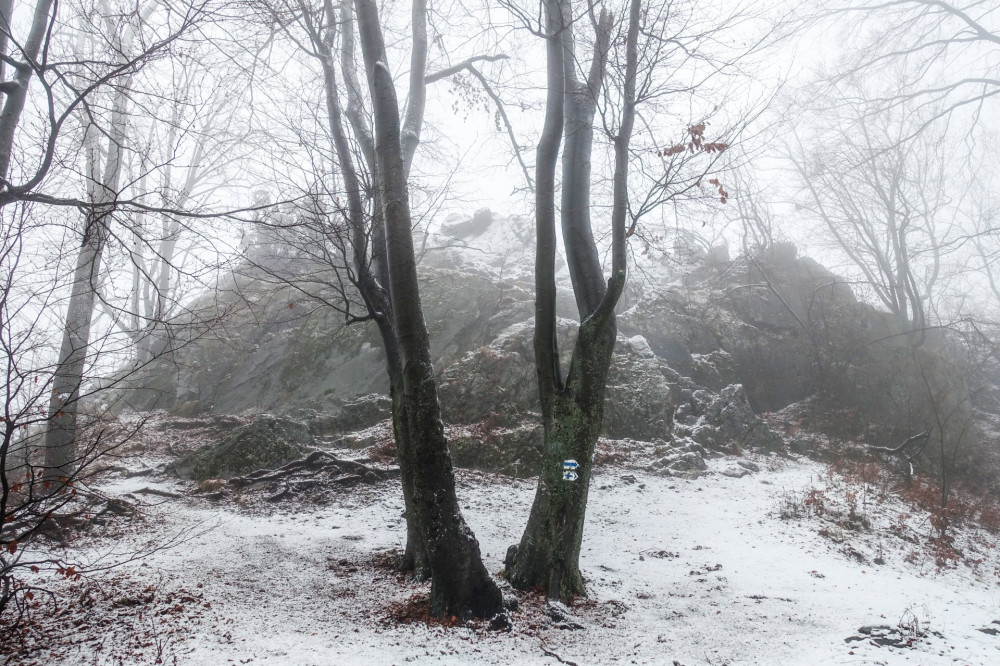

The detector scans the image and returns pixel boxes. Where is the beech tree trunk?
[42,4,152,479]
[353,0,502,618]
[42,209,109,479]
[506,0,638,602]
[0,0,55,186]
[312,0,429,577]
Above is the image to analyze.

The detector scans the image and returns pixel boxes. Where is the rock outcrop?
[170,415,313,481]
[675,384,784,452]
[438,319,674,441]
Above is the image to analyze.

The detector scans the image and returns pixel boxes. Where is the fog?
[2,0,1000,661]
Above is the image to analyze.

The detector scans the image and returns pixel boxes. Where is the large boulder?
[441,207,495,240]
[170,415,313,481]
[301,394,393,437]
[438,320,674,440]
[676,384,784,452]
[602,335,674,440]
[437,319,542,425]
[447,421,543,478]
[689,350,738,391]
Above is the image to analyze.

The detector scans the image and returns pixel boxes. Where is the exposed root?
[220,450,399,504]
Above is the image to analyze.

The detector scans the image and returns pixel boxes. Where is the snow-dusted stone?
[169,415,312,481]
[545,601,587,630]
[304,394,392,437]
[686,384,785,452]
[648,437,708,478]
[437,319,541,425]
[438,319,673,440]
[721,466,751,478]
[690,350,738,390]
[440,207,494,240]
[603,335,675,441]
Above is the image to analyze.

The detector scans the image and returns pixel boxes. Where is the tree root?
[226,450,399,500]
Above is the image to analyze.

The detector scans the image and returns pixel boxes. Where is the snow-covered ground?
[7,454,1000,666]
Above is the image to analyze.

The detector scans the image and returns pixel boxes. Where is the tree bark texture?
[42,209,110,478]
[353,0,501,618]
[507,0,638,602]
[315,0,428,577]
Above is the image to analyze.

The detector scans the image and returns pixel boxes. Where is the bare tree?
[246,0,532,616]
[0,201,149,622]
[786,92,961,334]
[0,0,58,188]
[502,0,638,601]
[0,0,208,209]
[349,0,505,619]
[248,0,508,617]
[811,0,999,138]
[42,1,165,480]
[501,0,768,601]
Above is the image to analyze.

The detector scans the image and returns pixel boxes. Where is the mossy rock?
[447,421,543,478]
[439,320,673,440]
[171,415,313,481]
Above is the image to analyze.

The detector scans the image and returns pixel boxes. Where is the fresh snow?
[10,454,1000,665]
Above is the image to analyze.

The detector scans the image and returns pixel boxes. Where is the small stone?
[195,478,226,493]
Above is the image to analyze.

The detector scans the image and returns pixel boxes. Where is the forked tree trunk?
[314,0,429,577]
[353,0,502,617]
[506,320,617,598]
[506,0,638,602]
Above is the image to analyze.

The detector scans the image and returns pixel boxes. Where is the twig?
[128,487,182,499]
[869,430,931,461]
[540,638,579,666]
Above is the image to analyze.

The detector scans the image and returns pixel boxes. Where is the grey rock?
[546,602,586,630]
[438,320,673,440]
[688,384,785,452]
[649,437,708,478]
[690,350,738,391]
[306,394,392,437]
[441,207,494,240]
[170,415,312,481]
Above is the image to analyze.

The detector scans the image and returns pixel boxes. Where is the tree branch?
[424,54,510,84]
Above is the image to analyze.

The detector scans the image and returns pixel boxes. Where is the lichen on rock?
[170,415,313,481]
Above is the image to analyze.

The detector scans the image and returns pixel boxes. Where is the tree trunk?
[317,0,428,577]
[506,317,616,598]
[353,0,502,618]
[42,6,141,478]
[0,0,56,185]
[0,0,13,82]
[507,0,637,603]
[42,210,109,479]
